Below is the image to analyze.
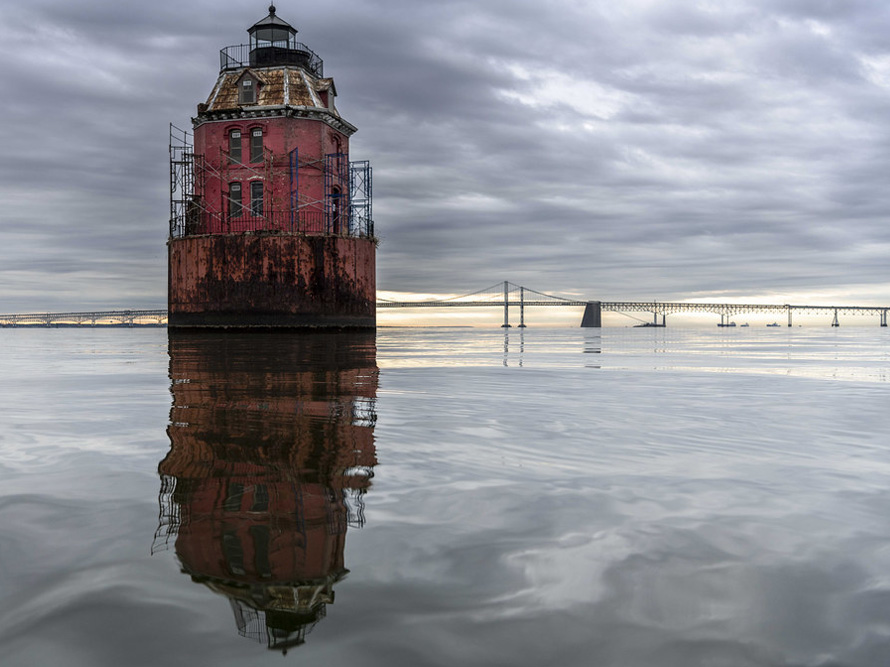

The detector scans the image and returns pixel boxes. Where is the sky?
[2,0,890,323]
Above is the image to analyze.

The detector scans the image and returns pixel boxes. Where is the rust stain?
[168,234,376,328]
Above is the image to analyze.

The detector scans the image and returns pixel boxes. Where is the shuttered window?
[239,78,255,105]
[228,182,242,218]
[229,130,241,164]
[250,128,263,163]
[250,181,263,217]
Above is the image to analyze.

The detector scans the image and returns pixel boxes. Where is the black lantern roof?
[249,5,298,45]
[219,5,323,76]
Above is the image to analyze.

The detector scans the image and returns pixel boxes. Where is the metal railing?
[171,209,374,240]
[220,43,323,77]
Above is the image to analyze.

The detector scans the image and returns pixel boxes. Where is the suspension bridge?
[2,281,888,327]
[377,281,889,327]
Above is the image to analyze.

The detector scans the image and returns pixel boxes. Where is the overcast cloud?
[2,0,889,313]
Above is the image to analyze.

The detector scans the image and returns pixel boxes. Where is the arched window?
[229,129,241,164]
[250,128,263,163]
[250,181,263,217]
[228,182,242,218]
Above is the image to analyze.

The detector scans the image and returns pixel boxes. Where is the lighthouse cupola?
[247,5,318,72]
[250,4,297,48]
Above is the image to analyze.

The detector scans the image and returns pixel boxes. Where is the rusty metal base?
[168,234,376,330]
[168,311,375,329]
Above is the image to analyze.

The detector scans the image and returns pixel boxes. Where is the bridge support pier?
[501,280,511,328]
[580,301,602,328]
[882,309,887,327]
[518,287,527,328]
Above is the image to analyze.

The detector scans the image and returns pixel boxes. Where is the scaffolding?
[169,125,196,239]
[324,152,349,235]
[169,124,375,240]
[349,160,373,238]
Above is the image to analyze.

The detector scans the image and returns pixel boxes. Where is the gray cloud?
[1,0,889,314]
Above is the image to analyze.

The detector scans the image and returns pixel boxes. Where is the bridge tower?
[168,5,376,328]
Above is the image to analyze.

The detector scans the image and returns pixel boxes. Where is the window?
[250,128,263,163]
[229,130,241,164]
[251,484,269,512]
[250,525,272,578]
[228,182,242,218]
[223,482,244,512]
[239,78,255,105]
[222,530,245,575]
[250,181,263,217]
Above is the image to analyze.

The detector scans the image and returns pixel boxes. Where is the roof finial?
[269,4,276,15]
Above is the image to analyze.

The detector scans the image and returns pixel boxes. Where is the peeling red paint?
[191,113,352,234]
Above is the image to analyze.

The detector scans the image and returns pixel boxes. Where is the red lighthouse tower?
[168,6,375,328]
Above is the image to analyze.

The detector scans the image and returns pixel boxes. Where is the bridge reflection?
[154,331,378,653]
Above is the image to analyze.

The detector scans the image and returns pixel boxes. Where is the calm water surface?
[1,327,889,666]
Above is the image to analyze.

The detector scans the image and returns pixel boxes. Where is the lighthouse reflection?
[156,331,378,652]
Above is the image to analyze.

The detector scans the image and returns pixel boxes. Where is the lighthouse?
[168,6,376,328]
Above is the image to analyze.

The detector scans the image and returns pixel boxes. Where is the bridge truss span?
[378,282,890,327]
[601,302,889,327]
[0,310,168,327]
[2,283,888,327]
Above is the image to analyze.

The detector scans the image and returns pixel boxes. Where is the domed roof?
[249,4,297,42]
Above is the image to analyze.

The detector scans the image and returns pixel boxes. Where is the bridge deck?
[378,300,889,316]
[2,300,888,327]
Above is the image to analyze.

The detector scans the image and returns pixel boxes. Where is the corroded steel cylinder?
[168,234,376,328]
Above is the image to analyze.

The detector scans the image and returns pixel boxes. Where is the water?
[1,326,889,666]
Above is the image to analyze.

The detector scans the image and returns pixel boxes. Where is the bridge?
[378,282,889,327]
[0,310,168,327]
[2,282,888,327]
